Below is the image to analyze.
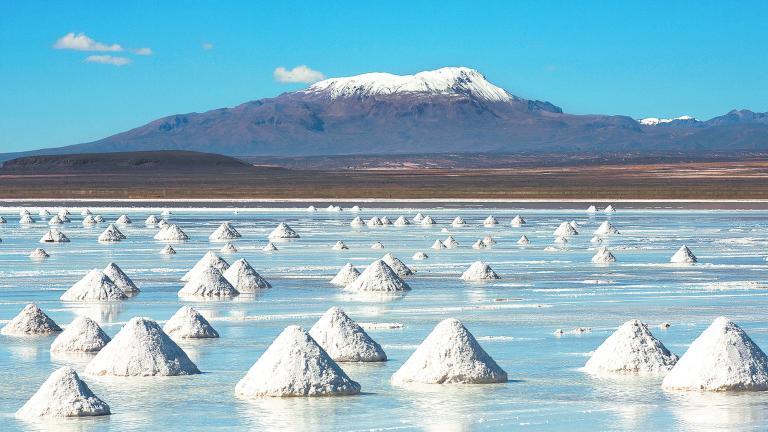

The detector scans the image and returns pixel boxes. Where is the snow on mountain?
[639,115,697,126]
[302,67,517,102]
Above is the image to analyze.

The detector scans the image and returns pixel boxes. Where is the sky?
[1,1,767,152]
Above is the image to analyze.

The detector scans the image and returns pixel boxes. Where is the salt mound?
[154,224,189,241]
[81,209,93,217]
[307,205,317,212]
[595,221,620,235]
[48,215,64,225]
[262,242,278,252]
[0,304,62,336]
[421,216,435,225]
[583,319,678,376]
[93,215,104,223]
[160,245,176,255]
[554,236,568,245]
[269,222,300,240]
[38,209,50,217]
[662,317,768,391]
[332,241,349,250]
[61,269,127,302]
[16,367,110,418]
[98,224,126,242]
[223,258,271,291]
[510,215,526,226]
[482,235,496,246]
[0,216,5,223]
[330,263,360,286]
[394,216,410,226]
[382,253,413,276]
[85,317,200,376]
[115,215,132,224]
[145,215,160,224]
[604,204,616,213]
[413,212,425,223]
[209,222,241,241]
[19,208,30,216]
[103,263,139,295]
[344,260,411,293]
[483,215,497,226]
[391,318,507,384]
[161,209,172,216]
[50,316,111,353]
[569,220,580,229]
[461,261,500,281]
[431,239,446,250]
[178,266,239,298]
[472,240,487,249]
[554,221,578,236]
[591,236,603,244]
[181,251,230,282]
[235,325,361,397]
[366,216,383,227]
[58,209,70,216]
[82,215,97,226]
[380,216,392,225]
[20,214,35,224]
[220,242,238,254]
[326,205,342,212]
[309,307,387,362]
[452,217,466,227]
[517,235,530,245]
[592,247,616,263]
[350,205,361,212]
[412,251,428,260]
[350,216,364,227]
[157,219,169,228]
[163,306,219,338]
[371,241,384,249]
[443,236,459,249]
[586,205,597,213]
[671,245,697,264]
[30,248,49,259]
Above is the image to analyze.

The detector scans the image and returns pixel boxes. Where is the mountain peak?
[301,67,516,102]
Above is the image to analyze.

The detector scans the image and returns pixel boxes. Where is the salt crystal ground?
[5,204,768,429]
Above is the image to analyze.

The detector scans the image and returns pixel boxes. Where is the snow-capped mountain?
[639,115,697,126]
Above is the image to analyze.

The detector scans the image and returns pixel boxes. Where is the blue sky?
[1,1,767,152]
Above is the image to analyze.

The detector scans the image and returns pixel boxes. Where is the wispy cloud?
[274,65,325,84]
[201,42,214,50]
[132,47,152,56]
[53,32,123,52]
[84,55,132,66]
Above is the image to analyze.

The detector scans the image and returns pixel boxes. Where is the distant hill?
[4,67,768,160]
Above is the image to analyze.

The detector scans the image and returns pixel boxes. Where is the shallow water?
[2,205,768,431]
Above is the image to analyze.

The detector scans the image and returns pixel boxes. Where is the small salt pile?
[38,209,50,217]
[452,217,466,227]
[60,269,127,302]
[262,242,278,252]
[510,215,526,227]
[0,216,5,223]
[412,251,428,260]
[350,216,364,227]
[344,260,411,293]
[332,241,349,250]
[421,216,436,225]
[443,236,459,249]
[235,325,361,397]
[382,253,413,277]
[268,222,300,240]
[50,316,111,353]
[604,205,616,213]
[350,205,361,212]
[181,251,230,282]
[391,318,507,384]
[154,224,189,241]
[161,209,172,216]
[326,205,342,212]
[590,236,602,244]
[82,215,97,226]
[115,214,132,224]
[93,215,104,223]
[662,317,768,391]
[103,262,139,295]
[0,304,62,336]
[569,220,580,229]
[367,216,383,227]
[554,221,578,236]
[594,221,620,235]
[145,215,160,225]
[671,245,697,264]
[482,235,496,246]
[380,216,392,225]
[48,215,64,225]
[586,205,597,213]
[178,266,239,298]
[163,306,219,339]
[517,235,530,245]
[371,241,384,249]
[85,317,200,376]
[583,319,678,376]
[20,214,35,224]
[209,222,241,241]
[220,242,238,254]
[309,307,387,362]
[307,205,317,212]
[432,239,446,250]
[15,367,110,418]
[160,245,176,255]
[461,261,500,281]
[157,219,169,228]
[19,208,30,216]
[413,212,425,223]
[554,235,568,245]
[394,216,410,226]
[81,209,92,216]
[483,215,497,226]
[592,247,616,263]
[223,258,271,291]
[472,239,487,249]
[30,248,49,259]
[331,263,360,286]
[98,224,126,242]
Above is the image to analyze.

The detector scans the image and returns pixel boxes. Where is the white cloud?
[202,42,214,50]
[53,32,123,52]
[273,65,325,84]
[84,55,132,66]
[133,47,152,56]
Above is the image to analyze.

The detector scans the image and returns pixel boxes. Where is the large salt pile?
[517,235,531,245]
[583,319,678,376]
[662,317,768,391]
[452,217,466,227]
[413,212,425,223]
[30,248,49,259]
[115,214,132,224]
[268,222,300,240]
[483,215,498,226]
[331,263,360,286]
[60,269,127,302]
[98,224,126,242]
[394,216,410,226]
[671,245,697,264]
[344,260,411,293]
[163,306,219,339]
[160,245,176,255]
[50,316,111,353]
[332,241,349,250]
[431,239,446,250]
[421,216,436,225]
[220,242,238,254]
[85,317,200,376]
[178,266,239,298]
[20,214,35,224]
[235,325,361,397]
[350,216,364,227]
[209,222,241,241]
[391,318,507,384]
[181,251,230,281]
[382,253,413,277]
[554,221,578,236]
[82,215,97,226]
[586,205,597,213]
[367,216,383,227]
[592,247,617,263]
[145,215,160,225]
[412,251,428,260]
[461,261,500,281]
[15,367,110,418]
[443,236,459,249]
[103,263,139,295]
[510,215,526,227]
[223,258,271,291]
[0,304,62,336]
[309,307,387,362]
[595,221,620,235]
[154,224,189,241]
[262,242,278,252]
[48,215,64,225]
